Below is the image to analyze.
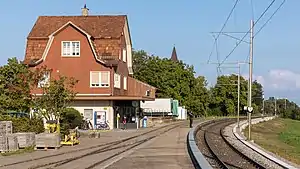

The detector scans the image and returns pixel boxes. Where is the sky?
[0,0,299,103]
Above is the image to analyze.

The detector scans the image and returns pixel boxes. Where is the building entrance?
[113,101,139,129]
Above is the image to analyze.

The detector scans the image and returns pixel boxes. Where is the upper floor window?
[62,41,80,56]
[123,76,127,90]
[90,71,110,88]
[38,72,50,88]
[122,48,127,62]
[114,73,120,88]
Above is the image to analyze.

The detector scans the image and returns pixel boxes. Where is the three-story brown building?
[24,5,156,129]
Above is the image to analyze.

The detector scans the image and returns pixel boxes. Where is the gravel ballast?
[223,118,300,169]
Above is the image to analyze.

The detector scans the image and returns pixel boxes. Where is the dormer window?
[122,48,127,62]
[62,41,80,57]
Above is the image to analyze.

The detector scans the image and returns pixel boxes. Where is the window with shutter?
[90,71,110,88]
[114,73,120,88]
[101,72,109,87]
[124,76,127,90]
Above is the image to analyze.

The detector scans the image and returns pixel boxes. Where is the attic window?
[62,41,80,57]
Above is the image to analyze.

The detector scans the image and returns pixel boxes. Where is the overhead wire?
[254,0,286,37]
[207,0,240,64]
[219,0,278,66]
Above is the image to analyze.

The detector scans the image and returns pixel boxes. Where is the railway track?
[196,118,266,169]
[1,122,183,169]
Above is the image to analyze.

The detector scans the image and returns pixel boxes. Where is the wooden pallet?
[34,146,61,150]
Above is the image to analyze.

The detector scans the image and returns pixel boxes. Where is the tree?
[252,80,264,113]
[132,50,210,115]
[0,57,39,113]
[188,76,210,116]
[209,74,259,116]
[34,75,78,121]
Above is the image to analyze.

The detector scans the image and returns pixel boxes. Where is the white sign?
[96,111,106,124]
[248,107,253,112]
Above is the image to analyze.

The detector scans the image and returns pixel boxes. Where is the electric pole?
[275,98,277,116]
[248,20,254,141]
[237,62,241,127]
[214,61,245,127]
[285,98,287,110]
[262,95,265,116]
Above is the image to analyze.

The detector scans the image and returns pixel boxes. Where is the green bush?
[0,115,44,134]
[60,108,83,136]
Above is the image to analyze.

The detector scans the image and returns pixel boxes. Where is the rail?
[232,117,298,169]
[187,120,214,169]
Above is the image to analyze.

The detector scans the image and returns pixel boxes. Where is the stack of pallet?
[0,121,12,134]
[35,133,61,150]
[0,121,13,152]
[7,134,18,151]
[15,132,36,148]
[0,136,7,152]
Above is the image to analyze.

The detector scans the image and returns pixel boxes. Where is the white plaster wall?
[71,100,114,129]
[176,107,187,120]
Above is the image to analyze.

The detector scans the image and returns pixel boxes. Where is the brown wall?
[32,25,112,95]
[30,24,155,99]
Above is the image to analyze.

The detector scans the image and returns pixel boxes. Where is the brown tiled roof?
[24,15,127,65]
[28,15,126,38]
[24,39,48,64]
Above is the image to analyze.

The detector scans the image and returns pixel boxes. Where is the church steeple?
[170,45,178,61]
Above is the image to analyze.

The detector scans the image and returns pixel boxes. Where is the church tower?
[170,46,178,61]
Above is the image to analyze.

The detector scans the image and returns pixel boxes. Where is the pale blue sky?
[0,0,299,103]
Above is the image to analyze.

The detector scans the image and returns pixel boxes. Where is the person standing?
[188,110,193,128]
[123,116,127,130]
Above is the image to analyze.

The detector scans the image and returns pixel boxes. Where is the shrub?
[60,108,83,136]
[0,115,44,134]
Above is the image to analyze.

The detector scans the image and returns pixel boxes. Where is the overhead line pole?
[216,61,246,127]
[248,20,254,141]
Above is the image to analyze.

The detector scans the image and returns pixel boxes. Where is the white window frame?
[122,48,127,62]
[61,41,80,57]
[90,71,110,88]
[123,76,127,90]
[38,72,50,88]
[114,73,121,88]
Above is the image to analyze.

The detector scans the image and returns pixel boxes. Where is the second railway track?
[196,118,266,169]
[1,122,184,169]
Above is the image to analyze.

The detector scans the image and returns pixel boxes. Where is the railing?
[117,76,155,99]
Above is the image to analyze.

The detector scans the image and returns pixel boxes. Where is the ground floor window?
[83,109,93,120]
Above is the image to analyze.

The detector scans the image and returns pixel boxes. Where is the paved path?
[105,123,194,169]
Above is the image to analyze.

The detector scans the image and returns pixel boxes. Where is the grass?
[244,118,300,165]
[0,146,35,156]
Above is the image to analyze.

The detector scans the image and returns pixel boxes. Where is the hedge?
[0,115,44,134]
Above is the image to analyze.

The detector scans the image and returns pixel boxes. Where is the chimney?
[81,4,89,16]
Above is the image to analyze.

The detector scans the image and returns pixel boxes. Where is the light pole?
[284,98,287,110]
[262,95,265,116]
[275,98,277,116]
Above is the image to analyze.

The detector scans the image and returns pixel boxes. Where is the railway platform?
[105,122,195,169]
